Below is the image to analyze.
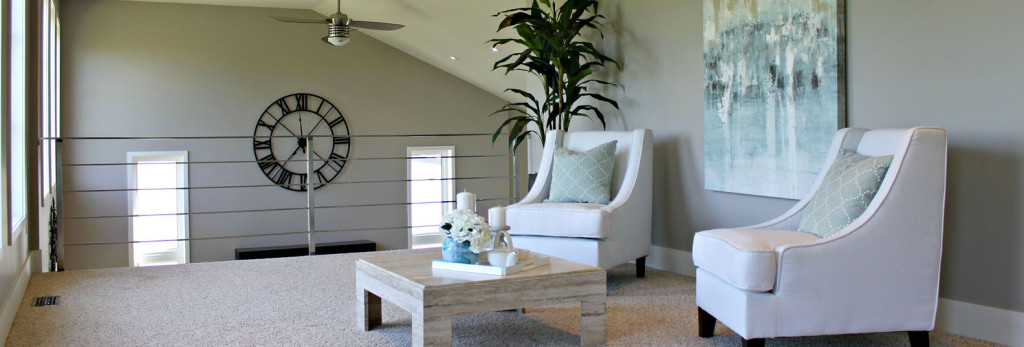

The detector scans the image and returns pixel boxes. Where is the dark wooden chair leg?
[697,307,716,338]
[742,338,765,347]
[636,256,646,278]
[908,331,929,347]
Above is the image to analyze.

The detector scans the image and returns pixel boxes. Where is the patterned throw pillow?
[546,140,617,204]
[797,149,894,238]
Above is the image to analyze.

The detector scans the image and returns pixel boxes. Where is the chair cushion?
[692,228,820,292]
[546,140,617,204]
[506,203,610,239]
[797,149,894,238]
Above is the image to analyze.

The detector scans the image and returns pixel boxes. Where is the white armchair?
[507,129,653,276]
[692,127,947,347]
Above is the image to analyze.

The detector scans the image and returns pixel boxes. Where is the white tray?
[431,255,550,276]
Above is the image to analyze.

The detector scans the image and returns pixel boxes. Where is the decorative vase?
[441,237,478,264]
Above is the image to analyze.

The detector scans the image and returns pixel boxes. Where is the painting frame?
[703,0,847,199]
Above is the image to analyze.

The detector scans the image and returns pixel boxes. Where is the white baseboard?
[646,245,695,277]
[937,298,1024,346]
[0,250,38,344]
[645,245,1023,345]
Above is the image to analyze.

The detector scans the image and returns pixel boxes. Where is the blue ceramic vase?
[441,237,478,264]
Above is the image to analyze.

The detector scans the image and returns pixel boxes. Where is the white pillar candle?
[488,206,506,230]
[456,191,476,211]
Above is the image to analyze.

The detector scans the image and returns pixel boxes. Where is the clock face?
[252,93,350,191]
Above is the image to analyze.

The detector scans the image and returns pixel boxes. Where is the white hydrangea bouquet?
[440,208,492,253]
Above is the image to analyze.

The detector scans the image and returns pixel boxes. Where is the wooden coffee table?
[355,251,607,346]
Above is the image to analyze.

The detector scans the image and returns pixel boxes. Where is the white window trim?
[127,151,190,266]
[8,0,27,241]
[406,146,455,249]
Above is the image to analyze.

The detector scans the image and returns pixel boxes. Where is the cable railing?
[48,133,521,270]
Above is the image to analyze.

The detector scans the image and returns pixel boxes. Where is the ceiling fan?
[270,0,405,47]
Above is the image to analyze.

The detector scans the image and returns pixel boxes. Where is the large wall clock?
[252,93,351,191]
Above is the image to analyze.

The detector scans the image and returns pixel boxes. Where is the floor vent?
[32,296,60,307]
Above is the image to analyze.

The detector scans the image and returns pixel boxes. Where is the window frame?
[406,146,455,249]
[0,0,10,247]
[40,0,59,204]
[127,151,190,267]
[6,0,29,242]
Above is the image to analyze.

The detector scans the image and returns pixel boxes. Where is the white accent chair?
[692,127,947,347]
[506,129,653,277]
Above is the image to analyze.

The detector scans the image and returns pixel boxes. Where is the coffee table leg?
[581,297,606,346]
[413,314,452,347]
[357,286,382,331]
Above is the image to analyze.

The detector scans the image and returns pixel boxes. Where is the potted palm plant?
[489,0,621,151]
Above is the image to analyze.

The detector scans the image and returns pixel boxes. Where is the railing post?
[306,135,316,256]
[54,139,64,271]
[511,148,520,203]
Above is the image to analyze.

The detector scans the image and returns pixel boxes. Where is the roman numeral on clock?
[256,118,275,131]
[257,154,276,171]
[328,115,345,128]
[294,94,308,111]
[275,99,292,114]
[272,169,293,186]
[253,139,271,150]
[325,152,346,172]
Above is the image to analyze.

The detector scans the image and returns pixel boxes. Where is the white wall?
[60,0,513,269]
[590,0,1024,315]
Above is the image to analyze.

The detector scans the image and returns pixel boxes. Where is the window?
[41,0,60,200]
[407,146,455,249]
[9,0,27,233]
[128,152,189,267]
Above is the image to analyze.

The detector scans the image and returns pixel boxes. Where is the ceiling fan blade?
[349,20,405,31]
[269,16,326,24]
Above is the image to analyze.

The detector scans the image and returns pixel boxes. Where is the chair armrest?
[601,130,651,212]
[511,131,564,206]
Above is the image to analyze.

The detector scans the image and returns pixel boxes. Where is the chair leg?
[697,307,716,338]
[742,338,766,347]
[636,256,646,278]
[908,331,929,347]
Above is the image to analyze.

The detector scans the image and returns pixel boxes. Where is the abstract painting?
[704,0,846,199]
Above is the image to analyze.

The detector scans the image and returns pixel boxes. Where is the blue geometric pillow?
[546,140,617,204]
[797,149,894,238]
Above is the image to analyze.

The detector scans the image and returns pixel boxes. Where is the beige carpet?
[6,249,1000,346]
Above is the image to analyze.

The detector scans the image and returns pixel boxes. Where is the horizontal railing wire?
[42,133,502,141]
[62,197,511,220]
[63,224,447,247]
[60,154,510,167]
[62,175,512,194]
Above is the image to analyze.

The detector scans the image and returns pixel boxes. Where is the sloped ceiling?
[118,0,526,101]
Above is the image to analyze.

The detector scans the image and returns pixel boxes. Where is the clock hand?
[274,120,300,138]
[262,111,300,138]
[285,145,303,164]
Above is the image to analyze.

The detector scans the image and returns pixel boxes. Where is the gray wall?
[60,0,511,269]
[593,0,1024,313]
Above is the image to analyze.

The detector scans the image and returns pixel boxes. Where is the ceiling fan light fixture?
[324,23,351,46]
[322,36,350,46]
